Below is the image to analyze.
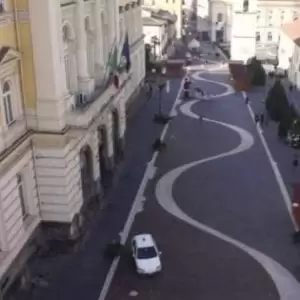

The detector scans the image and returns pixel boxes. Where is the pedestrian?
[293,154,299,168]
[259,113,265,126]
[254,114,259,124]
[199,115,203,122]
[183,77,191,100]
[245,96,249,104]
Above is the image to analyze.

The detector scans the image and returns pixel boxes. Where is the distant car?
[131,234,162,275]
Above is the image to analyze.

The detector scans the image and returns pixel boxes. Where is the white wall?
[288,44,300,87]
[278,31,295,69]
[143,24,167,57]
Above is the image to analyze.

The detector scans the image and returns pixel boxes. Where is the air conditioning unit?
[75,93,88,108]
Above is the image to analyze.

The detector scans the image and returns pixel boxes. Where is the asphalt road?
[103,46,300,300]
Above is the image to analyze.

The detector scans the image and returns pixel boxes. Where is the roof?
[143,17,166,27]
[134,234,154,248]
[142,6,177,23]
[281,18,300,41]
[0,46,20,65]
[0,46,9,63]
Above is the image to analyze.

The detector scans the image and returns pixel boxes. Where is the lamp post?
[151,36,160,61]
[152,66,170,124]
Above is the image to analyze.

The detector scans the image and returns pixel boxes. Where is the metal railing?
[73,33,126,110]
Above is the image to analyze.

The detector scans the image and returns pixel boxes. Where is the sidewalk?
[247,84,300,202]
[12,77,182,300]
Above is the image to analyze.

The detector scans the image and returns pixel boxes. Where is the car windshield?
[137,246,157,259]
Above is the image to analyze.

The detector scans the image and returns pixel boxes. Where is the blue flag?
[122,33,131,72]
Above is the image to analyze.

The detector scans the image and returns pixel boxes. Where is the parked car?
[131,233,162,275]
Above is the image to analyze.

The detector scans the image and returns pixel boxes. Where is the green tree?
[278,119,289,139]
[265,80,289,122]
[247,57,266,86]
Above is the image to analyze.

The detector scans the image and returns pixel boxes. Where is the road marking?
[155,112,300,300]
[97,74,186,300]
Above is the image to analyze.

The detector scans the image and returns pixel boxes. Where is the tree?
[247,57,266,86]
[278,119,289,139]
[265,80,289,122]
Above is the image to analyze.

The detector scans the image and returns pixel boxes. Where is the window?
[217,13,223,22]
[17,174,27,218]
[267,32,272,41]
[256,32,260,42]
[293,11,298,20]
[2,81,14,125]
[0,0,4,13]
[243,0,249,12]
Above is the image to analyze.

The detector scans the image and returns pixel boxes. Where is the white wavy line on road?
[190,70,234,99]
[161,78,300,299]
[155,117,300,300]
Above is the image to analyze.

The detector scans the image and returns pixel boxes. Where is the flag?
[109,46,118,71]
[121,33,131,72]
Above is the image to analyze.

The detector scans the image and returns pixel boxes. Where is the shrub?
[278,119,289,139]
[247,57,266,86]
[265,80,289,122]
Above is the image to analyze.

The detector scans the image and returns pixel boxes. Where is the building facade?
[0,0,40,296]
[142,0,182,38]
[0,0,145,296]
[278,18,300,70]
[142,7,177,59]
[209,0,300,59]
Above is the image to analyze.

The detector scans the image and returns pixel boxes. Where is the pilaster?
[94,0,105,84]
[29,0,69,132]
[76,0,95,93]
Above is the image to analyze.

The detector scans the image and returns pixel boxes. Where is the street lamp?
[151,66,170,124]
[151,36,160,61]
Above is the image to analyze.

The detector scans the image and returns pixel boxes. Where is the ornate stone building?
[0,0,145,296]
[209,0,300,60]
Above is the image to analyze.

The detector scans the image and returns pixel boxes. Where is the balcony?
[67,72,131,128]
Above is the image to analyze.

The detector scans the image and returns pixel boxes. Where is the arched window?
[243,0,249,12]
[62,25,72,91]
[2,81,14,125]
[17,173,27,218]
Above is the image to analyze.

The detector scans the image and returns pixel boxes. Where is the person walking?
[254,114,259,124]
[183,77,191,100]
[293,154,299,169]
[245,96,249,104]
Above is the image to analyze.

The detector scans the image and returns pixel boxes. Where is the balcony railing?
[67,72,132,128]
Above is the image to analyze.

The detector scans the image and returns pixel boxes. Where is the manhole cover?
[129,290,138,297]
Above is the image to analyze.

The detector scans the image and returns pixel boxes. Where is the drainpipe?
[12,0,28,129]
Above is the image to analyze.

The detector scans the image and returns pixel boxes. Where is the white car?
[132,234,162,275]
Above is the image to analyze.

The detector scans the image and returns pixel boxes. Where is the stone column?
[94,0,105,84]
[76,0,94,93]
[211,23,216,42]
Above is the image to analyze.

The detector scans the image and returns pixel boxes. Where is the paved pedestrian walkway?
[248,83,300,200]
